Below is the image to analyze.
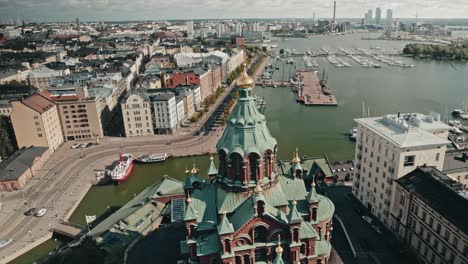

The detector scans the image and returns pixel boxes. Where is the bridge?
[52,223,83,238]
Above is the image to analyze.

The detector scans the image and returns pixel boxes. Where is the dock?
[256,81,294,87]
[296,70,337,106]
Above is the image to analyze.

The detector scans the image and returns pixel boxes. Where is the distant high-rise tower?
[312,11,316,26]
[367,9,373,25]
[375,8,382,25]
[76,17,80,28]
[332,0,336,32]
[186,20,194,39]
[216,22,225,38]
[386,9,393,26]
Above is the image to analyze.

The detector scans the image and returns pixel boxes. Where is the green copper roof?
[217,213,234,235]
[207,159,218,176]
[306,184,319,204]
[273,253,285,264]
[216,88,277,159]
[299,221,318,239]
[185,184,218,230]
[287,201,303,224]
[184,201,199,221]
[196,233,221,256]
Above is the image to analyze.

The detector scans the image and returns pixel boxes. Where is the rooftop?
[0,147,49,181]
[443,149,468,174]
[396,166,468,234]
[21,92,55,114]
[355,113,450,148]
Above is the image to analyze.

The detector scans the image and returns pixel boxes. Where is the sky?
[0,0,467,22]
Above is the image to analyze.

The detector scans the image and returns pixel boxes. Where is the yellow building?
[10,92,64,153]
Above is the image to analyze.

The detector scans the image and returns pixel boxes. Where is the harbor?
[296,70,338,106]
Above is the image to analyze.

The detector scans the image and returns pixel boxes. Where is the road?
[0,55,270,263]
[326,186,417,264]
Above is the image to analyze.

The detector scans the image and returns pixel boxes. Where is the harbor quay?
[296,70,338,106]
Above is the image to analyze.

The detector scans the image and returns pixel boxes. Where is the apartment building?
[122,91,154,137]
[392,166,468,264]
[152,92,178,134]
[28,66,69,89]
[10,92,64,153]
[352,112,450,227]
[50,86,104,141]
[443,149,468,190]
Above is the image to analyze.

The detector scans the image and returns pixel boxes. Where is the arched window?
[224,239,231,254]
[312,207,318,222]
[253,225,268,243]
[219,150,228,177]
[244,255,250,264]
[257,201,265,215]
[296,169,302,178]
[264,150,272,178]
[249,153,260,181]
[230,153,243,181]
[300,243,306,255]
[235,256,242,264]
[293,228,299,242]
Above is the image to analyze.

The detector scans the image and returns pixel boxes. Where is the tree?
[262,46,267,52]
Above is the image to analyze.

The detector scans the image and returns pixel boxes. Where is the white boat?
[135,153,168,163]
[286,58,294,64]
[110,153,134,183]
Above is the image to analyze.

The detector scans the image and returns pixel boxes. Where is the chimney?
[397,112,400,118]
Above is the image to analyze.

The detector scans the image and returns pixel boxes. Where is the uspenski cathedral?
[180,65,335,264]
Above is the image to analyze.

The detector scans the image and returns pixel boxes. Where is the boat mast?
[362,101,366,118]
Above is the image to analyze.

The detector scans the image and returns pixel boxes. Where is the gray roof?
[396,166,468,234]
[151,92,175,102]
[0,147,49,181]
[355,114,450,148]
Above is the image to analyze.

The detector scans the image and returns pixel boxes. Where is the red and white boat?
[110,153,133,183]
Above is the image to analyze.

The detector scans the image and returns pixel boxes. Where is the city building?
[443,149,468,190]
[366,10,373,25]
[216,22,226,38]
[391,166,468,264]
[0,147,50,191]
[186,20,194,39]
[28,66,69,89]
[0,99,12,116]
[352,112,450,228]
[386,9,393,26]
[49,86,105,141]
[122,90,154,137]
[152,92,178,134]
[375,8,382,25]
[10,92,64,153]
[180,67,334,263]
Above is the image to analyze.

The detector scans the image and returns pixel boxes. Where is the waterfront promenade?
[0,54,270,264]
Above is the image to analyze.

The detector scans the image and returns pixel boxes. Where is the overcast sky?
[0,0,466,22]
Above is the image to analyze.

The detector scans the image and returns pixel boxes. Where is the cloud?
[0,0,466,21]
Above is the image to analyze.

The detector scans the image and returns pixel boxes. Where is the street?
[327,185,416,264]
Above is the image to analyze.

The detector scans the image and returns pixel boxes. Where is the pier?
[255,81,294,87]
[296,70,337,106]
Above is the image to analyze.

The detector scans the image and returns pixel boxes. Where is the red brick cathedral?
[181,66,334,264]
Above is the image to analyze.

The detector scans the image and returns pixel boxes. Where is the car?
[362,215,373,224]
[71,143,80,149]
[350,167,354,171]
[82,143,91,148]
[0,239,13,248]
[342,168,347,171]
[24,207,37,216]
[336,168,342,172]
[35,208,47,217]
[372,225,383,235]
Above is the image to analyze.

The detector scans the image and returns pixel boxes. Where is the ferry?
[135,153,168,164]
[110,153,134,183]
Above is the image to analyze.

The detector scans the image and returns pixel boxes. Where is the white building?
[121,91,154,137]
[175,96,186,123]
[216,23,225,38]
[234,23,243,35]
[152,92,178,134]
[352,112,450,228]
[186,20,194,39]
[375,8,382,25]
[386,9,393,26]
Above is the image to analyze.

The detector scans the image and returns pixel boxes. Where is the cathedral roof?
[287,200,303,225]
[207,156,218,176]
[306,180,319,204]
[216,85,277,160]
[217,212,234,235]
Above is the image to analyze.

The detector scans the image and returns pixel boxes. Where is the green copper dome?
[216,88,277,159]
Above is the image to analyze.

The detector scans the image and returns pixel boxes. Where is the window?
[435,153,440,161]
[404,155,415,166]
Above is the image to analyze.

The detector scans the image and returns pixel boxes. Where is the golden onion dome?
[237,63,254,89]
[191,164,199,175]
[292,148,301,164]
[254,183,263,194]
[275,236,283,254]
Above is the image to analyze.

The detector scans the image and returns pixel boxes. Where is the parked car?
[71,143,80,149]
[362,215,373,224]
[35,208,47,217]
[24,207,37,216]
[0,239,13,248]
[372,225,383,235]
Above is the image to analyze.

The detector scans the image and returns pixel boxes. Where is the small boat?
[110,153,134,183]
[286,58,294,64]
[135,153,168,164]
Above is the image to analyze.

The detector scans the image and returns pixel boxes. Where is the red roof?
[22,93,55,114]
